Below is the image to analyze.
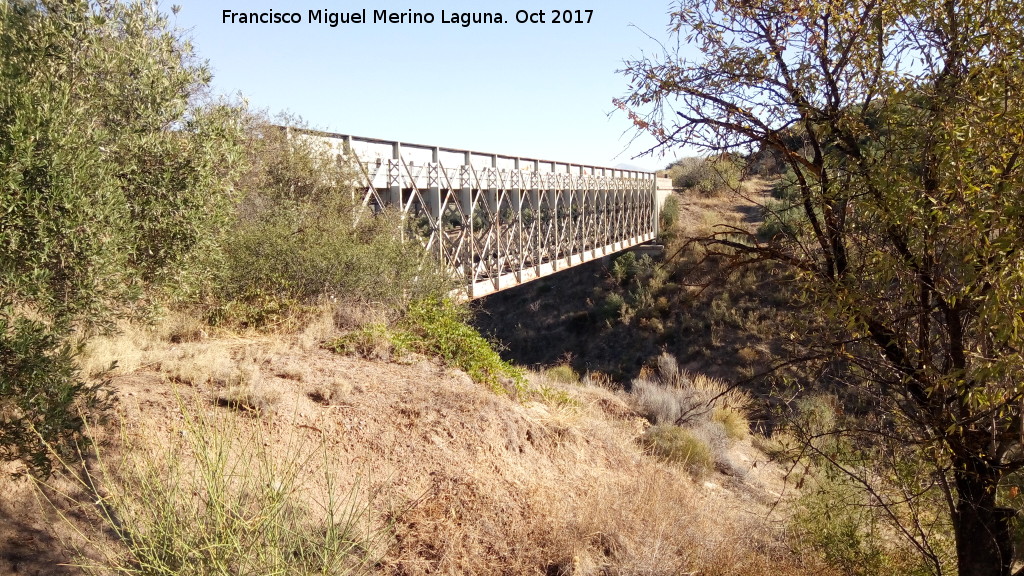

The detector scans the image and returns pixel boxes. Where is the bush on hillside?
[543,364,580,385]
[641,425,715,474]
[668,156,743,197]
[631,354,751,476]
[794,471,939,576]
[632,353,751,427]
[213,118,452,327]
[658,194,682,245]
[0,312,104,477]
[712,406,748,440]
[328,298,526,396]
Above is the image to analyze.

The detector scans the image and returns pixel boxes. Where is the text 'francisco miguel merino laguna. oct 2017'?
[220,8,595,27]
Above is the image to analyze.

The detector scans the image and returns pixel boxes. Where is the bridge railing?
[295,128,658,299]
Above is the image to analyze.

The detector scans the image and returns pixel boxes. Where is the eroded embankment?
[2,332,825,576]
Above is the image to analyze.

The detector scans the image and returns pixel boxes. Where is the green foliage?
[605,251,680,329]
[756,198,802,241]
[0,308,102,477]
[214,119,450,327]
[0,1,241,322]
[327,299,526,396]
[794,477,930,576]
[776,398,956,576]
[611,252,639,284]
[543,364,580,385]
[667,156,742,197]
[599,292,626,321]
[403,299,526,396]
[793,394,839,438]
[0,0,241,475]
[326,323,413,362]
[531,383,578,408]
[658,194,682,245]
[641,424,714,474]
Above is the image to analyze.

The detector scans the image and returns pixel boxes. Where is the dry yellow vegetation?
[1,312,833,576]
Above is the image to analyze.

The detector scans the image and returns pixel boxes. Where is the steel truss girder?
[304,130,658,299]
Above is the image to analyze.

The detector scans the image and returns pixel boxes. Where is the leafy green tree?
[0,0,242,475]
[617,1,1024,574]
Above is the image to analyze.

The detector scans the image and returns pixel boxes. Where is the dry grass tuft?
[641,424,715,473]
[160,310,208,343]
[79,310,218,380]
[215,368,281,415]
[42,401,380,576]
[307,380,353,406]
[633,352,752,426]
[161,343,236,386]
[80,327,153,378]
[713,406,749,440]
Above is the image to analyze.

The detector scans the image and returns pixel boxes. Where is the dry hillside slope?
[2,324,829,575]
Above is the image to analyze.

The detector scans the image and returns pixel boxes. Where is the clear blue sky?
[165,1,696,171]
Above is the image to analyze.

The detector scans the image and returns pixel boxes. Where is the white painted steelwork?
[300,129,658,299]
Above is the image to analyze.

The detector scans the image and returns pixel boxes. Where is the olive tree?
[0,0,241,476]
[616,1,1024,574]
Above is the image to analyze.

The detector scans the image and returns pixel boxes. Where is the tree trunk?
[954,454,1014,576]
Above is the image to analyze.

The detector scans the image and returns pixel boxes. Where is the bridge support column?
[389,142,403,207]
[426,146,443,266]
[531,159,542,279]
[459,151,474,299]
[510,158,523,283]
[486,154,500,293]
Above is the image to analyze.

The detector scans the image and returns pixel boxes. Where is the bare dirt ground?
[1,320,823,576]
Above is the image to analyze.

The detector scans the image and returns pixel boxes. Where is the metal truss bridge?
[304,129,663,299]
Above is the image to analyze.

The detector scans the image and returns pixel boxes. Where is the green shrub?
[757,198,802,241]
[770,167,801,200]
[326,323,413,362]
[1,1,241,474]
[0,310,103,477]
[213,119,451,327]
[658,194,682,244]
[600,292,626,321]
[611,252,656,286]
[794,394,839,437]
[326,299,526,396]
[532,383,579,408]
[611,252,639,284]
[794,477,933,576]
[668,156,743,197]
[641,425,714,474]
[543,364,580,385]
[403,299,526,395]
[660,193,681,227]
